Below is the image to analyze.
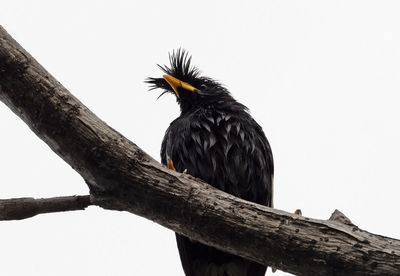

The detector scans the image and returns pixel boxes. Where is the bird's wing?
[162,113,273,206]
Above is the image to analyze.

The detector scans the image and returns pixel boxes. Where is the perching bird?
[147,50,273,276]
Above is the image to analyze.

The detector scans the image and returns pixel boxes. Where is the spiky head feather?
[146,49,244,114]
[146,49,224,97]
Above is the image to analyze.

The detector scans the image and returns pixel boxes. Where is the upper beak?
[163,74,196,97]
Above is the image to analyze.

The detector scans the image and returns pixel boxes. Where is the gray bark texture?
[0,25,399,275]
[0,195,91,220]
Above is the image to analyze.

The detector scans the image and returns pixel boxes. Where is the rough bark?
[0,195,91,220]
[0,25,399,275]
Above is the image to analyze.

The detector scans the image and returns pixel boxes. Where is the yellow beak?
[163,74,196,97]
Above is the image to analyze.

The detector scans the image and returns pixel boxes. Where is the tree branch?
[0,25,399,275]
[0,195,91,220]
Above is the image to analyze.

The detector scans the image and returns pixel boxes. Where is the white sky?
[1,1,400,275]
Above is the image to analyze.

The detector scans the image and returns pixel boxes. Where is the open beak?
[163,75,196,97]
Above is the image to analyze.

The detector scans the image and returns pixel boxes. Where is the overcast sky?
[1,1,400,275]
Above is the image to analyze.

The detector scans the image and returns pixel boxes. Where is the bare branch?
[0,195,91,220]
[1,25,399,275]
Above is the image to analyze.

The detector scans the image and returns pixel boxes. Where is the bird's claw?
[167,157,176,171]
[167,157,187,174]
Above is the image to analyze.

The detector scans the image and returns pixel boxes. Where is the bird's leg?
[167,157,187,174]
[167,157,176,171]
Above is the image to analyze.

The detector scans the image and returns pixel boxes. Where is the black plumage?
[147,50,273,276]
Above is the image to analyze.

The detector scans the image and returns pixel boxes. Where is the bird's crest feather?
[160,49,200,81]
[146,49,201,96]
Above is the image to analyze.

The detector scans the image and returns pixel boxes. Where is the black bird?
[147,50,273,276]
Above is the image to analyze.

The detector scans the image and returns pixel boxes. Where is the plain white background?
[1,1,400,275]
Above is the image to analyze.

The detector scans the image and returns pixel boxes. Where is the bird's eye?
[200,84,208,90]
